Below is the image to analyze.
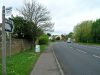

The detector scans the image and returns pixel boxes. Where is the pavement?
[30,44,61,75]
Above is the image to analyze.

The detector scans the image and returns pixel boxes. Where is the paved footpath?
[30,45,61,75]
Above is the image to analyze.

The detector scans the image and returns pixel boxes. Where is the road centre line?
[68,45,87,54]
[77,49,87,54]
[67,45,87,54]
[93,54,100,59]
[69,47,73,48]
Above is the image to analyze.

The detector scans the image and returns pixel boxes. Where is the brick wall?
[0,38,32,57]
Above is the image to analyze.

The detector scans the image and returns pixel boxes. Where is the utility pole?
[2,6,7,75]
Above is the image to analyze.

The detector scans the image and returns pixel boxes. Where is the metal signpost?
[5,18,13,57]
[2,6,7,75]
[9,33,11,57]
[2,6,13,75]
[5,7,13,57]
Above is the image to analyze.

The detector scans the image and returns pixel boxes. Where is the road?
[52,42,100,75]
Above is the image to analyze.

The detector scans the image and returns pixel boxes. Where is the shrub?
[38,35,49,45]
[56,37,60,40]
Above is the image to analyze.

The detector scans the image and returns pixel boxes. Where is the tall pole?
[9,33,11,57]
[2,6,7,75]
[9,14,13,57]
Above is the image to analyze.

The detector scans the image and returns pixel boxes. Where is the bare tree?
[18,0,54,44]
[19,0,54,32]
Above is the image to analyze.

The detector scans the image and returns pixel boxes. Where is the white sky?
[0,0,100,35]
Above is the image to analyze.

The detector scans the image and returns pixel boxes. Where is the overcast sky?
[0,0,100,35]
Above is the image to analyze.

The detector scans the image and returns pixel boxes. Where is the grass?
[0,45,46,75]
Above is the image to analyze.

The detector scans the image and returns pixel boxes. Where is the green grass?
[0,45,46,75]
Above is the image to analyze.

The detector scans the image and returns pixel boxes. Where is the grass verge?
[0,45,46,75]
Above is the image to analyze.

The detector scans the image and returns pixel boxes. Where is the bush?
[51,39,55,42]
[56,37,60,40]
[38,35,49,45]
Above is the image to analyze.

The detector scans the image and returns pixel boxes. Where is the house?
[49,35,62,40]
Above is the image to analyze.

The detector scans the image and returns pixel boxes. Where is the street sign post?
[5,7,13,57]
[2,6,13,75]
[5,18,13,57]
[35,45,40,52]
[5,7,12,16]
[5,18,13,32]
[2,6,7,75]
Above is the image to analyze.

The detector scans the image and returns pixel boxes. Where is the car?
[67,38,71,43]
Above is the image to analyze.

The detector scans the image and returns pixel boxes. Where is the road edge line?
[52,48,64,75]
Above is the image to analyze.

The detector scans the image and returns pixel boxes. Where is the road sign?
[5,7,12,16]
[35,45,40,52]
[5,19,13,32]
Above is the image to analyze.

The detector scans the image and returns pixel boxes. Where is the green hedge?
[38,35,49,45]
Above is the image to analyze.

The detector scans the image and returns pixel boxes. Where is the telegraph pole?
[2,6,7,75]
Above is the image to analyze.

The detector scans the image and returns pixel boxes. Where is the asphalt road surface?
[52,42,100,75]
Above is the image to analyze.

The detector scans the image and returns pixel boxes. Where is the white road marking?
[69,47,73,48]
[77,49,87,54]
[52,49,65,75]
[93,54,100,59]
[65,45,74,49]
